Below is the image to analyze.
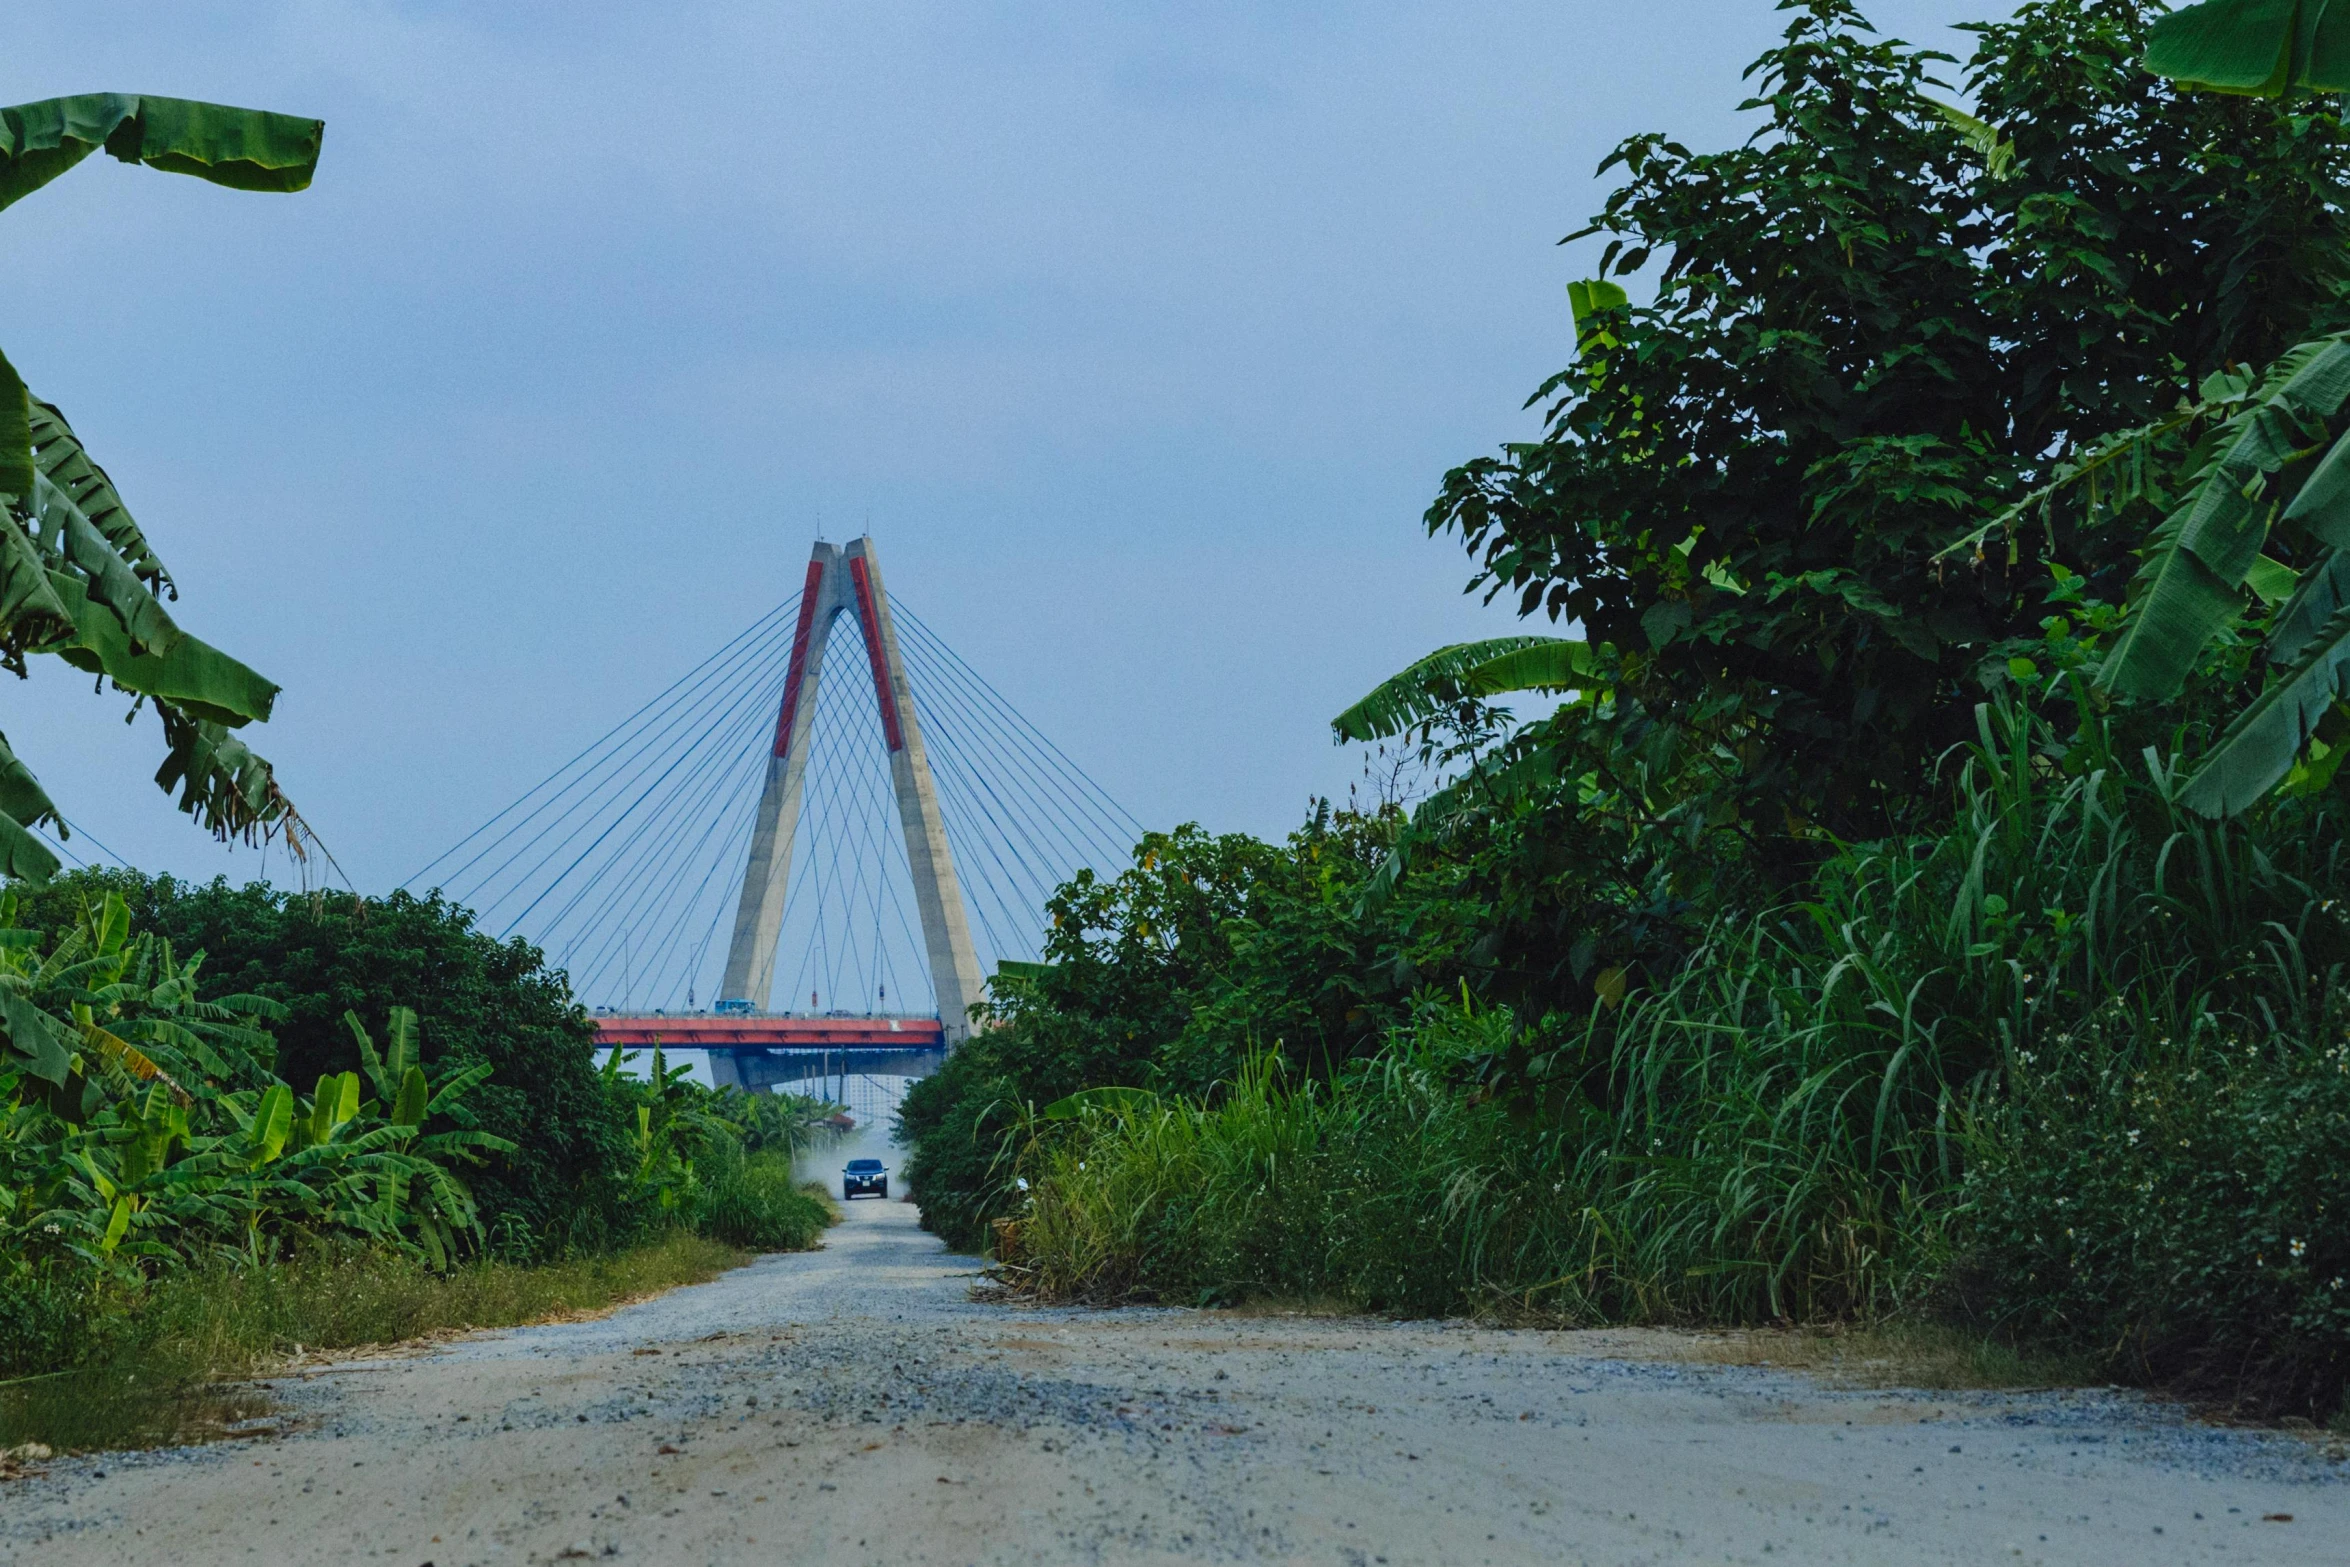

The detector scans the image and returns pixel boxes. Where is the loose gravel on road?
[4,1195,2345,1565]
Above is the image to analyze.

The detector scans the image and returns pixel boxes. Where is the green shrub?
[1963,1024,2350,1419]
[898,1050,1027,1254]
[694,1148,835,1251]
[19,870,634,1254]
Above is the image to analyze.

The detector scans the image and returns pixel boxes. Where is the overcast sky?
[2,0,1988,897]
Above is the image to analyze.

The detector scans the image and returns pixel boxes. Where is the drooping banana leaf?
[0,985,74,1083]
[0,729,61,835]
[1924,97,2018,178]
[2266,548,2350,662]
[36,469,180,654]
[0,519,72,652]
[0,814,60,887]
[0,348,30,503]
[47,571,278,723]
[1459,640,1604,700]
[1333,636,1591,743]
[2101,337,2350,699]
[0,725,63,883]
[153,702,295,845]
[29,400,169,591]
[0,97,321,499]
[2142,0,2350,96]
[0,94,322,215]
[2182,600,2350,814]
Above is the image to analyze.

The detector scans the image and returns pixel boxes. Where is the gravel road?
[5,1193,2345,1566]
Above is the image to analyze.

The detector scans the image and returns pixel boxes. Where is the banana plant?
[2139,0,2350,96]
[1326,636,1604,911]
[601,1045,740,1213]
[1332,635,1602,746]
[0,93,322,910]
[2060,0,2350,814]
[8,909,514,1271]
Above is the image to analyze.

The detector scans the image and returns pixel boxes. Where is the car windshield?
[847,1159,884,1171]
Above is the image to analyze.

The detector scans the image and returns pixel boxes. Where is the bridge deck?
[592,1014,947,1050]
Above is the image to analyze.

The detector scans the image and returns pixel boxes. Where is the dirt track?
[5,1195,2345,1565]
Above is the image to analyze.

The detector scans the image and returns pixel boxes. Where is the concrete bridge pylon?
[715,535,986,1045]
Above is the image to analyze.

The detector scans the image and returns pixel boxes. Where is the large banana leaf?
[2100,338,2350,699]
[0,985,74,1083]
[2182,600,2350,814]
[37,469,179,654]
[29,400,169,591]
[0,731,62,883]
[0,517,73,650]
[1460,640,1603,699]
[0,348,30,503]
[2265,548,2350,662]
[0,94,320,532]
[2142,0,2350,95]
[0,811,61,884]
[391,1065,429,1130]
[47,571,277,724]
[0,94,322,215]
[1333,636,1596,742]
[0,730,62,837]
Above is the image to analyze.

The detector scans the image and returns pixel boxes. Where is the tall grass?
[694,1146,837,1250]
[1004,701,2350,1359]
[0,1231,752,1453]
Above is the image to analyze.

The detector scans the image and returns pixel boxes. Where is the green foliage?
[1331,636,1597,744]
[0,892,512,1284]
[1000,1031,1559,1314]
[1965,1028,2350,1418]
[2140,0,2350,96]
[996,700,2350,1377]
[897,1050,1026,1254]
[1427,0,2350,846]
[0,93,321,879]
[899,810,1483,1250]
[899,0,2350,1425]
[693,1146,834,1252]
[21,869,632,1252]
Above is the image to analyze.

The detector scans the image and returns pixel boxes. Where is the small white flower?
[2291,1238,2308,1260]
[2126,1129,2141,1145]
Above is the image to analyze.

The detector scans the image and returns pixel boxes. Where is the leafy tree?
[1426,0,2350,855]
[900,812,1485,1248]
[0,94,324,900]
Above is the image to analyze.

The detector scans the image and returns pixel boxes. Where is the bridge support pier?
[713,536,985,1042]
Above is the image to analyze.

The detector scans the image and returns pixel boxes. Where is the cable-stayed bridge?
[409,536,1136,1112]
